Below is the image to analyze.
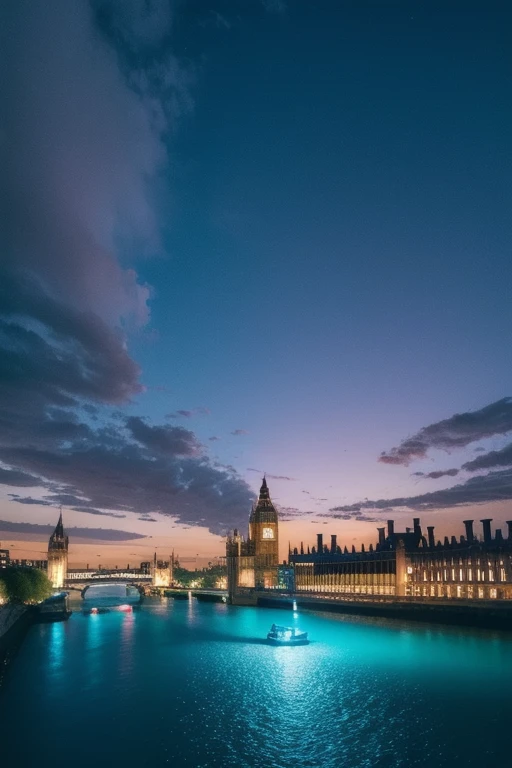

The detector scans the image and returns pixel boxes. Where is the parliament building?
[289,517,512,601]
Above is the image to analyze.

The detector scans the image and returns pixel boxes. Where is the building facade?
[47,511,69,589]
[9,559,48,570]
[226,477,280,601]
[289,518,512,601]
[0,544,9,570]
[151,552,175,588]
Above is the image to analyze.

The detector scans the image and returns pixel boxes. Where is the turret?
[480,519,492,544]
[463,520,475,542]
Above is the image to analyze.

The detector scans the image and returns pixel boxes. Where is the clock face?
[262,527,274,540]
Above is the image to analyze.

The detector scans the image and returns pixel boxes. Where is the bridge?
[65,569,152,588]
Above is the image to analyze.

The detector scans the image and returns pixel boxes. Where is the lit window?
[490,588,497,599]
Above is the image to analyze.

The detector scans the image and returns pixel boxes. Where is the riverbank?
[255,593,512,630]
[0,604,35,687]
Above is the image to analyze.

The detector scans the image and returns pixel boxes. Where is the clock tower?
[249,477,279,588]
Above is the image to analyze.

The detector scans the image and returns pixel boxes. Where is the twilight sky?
[1,0,511,567]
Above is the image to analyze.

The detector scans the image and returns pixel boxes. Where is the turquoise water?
[1,598,511,767]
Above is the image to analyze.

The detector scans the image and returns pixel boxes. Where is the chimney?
[427,526,435,548]
[331,534,337,554]
[463,520,474,542]
[413,518,422,537]
[387,520,395,537]
[361,543,365,553]
[300,541,304,555]
[480,519,492,544]
[377,527,386,546]
[317,533,323,554]
[495,529,503,542]
[506,521,512,540]
[444,536,450,547]
[451,536,457,546]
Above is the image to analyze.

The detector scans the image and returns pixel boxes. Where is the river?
[1,596,511,767]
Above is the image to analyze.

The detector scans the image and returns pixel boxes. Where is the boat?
[267,624,309,646]
[37,593,72,622]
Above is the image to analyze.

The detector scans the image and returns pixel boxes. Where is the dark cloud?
[422,469,459,480]
[127,416,201,457]
[0,1,255,536]
[462,443,512,473]
[379,398,512,466]
[71,507,126,519]
[275,507,310,521]
[208,436,220,442]
[8,496,52,506]
[0,520,145,541]
[166,408,210,420]
[0,467,42,487]
[138,517,157,522]
[247,468,297,481]
[317,512,382,523]
[330,468,512,515]
[231,429,248,436]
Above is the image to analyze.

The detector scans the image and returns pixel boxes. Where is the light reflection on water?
[1,598,512,768]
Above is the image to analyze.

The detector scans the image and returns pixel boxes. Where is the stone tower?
[47,510,68,589]
[249,477,279,588]
[151,552,173,588]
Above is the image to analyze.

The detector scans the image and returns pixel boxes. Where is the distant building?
[226,477,280,602]
[151,552,174,588]
[0,543,9,569]
[289,518,512,601]
[47,511,68,589]
[9,559,48,570]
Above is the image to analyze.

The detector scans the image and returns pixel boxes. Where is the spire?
[48,507,68,552]
[259,476,269,500]
[54,507,64,537]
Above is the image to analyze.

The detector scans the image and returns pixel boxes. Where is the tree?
[0,567,53,604]
[0,578,7,604]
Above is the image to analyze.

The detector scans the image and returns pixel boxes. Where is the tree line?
[0,567,53,604]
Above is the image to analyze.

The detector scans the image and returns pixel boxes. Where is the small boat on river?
[267,624,309,646]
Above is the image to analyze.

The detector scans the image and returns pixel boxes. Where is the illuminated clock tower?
[249,477,279,588]
[47,510,68,589]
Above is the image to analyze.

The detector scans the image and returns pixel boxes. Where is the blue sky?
[1,1,511,564]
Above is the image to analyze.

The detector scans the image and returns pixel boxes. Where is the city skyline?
[1,1,511,565]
